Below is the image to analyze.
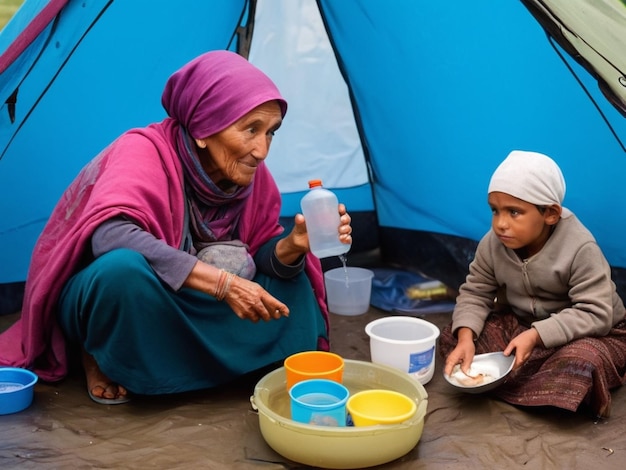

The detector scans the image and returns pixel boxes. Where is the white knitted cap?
[488,150,571,217]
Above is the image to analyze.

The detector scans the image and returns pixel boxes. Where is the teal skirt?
[58,249,327,395]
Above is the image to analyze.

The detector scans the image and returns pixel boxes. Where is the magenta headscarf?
[162,50,287,139]
[0,50,328,382]
[164,51,287,243]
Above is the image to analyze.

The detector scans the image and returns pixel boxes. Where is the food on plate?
[448,363,499,388]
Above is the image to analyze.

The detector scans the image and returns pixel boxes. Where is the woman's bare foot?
[82,349,130,404]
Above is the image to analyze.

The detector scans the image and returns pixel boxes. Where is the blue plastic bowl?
[289,378,349,427]
[0,367,38,415]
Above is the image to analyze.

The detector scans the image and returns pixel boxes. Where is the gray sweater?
[452,214,625,348]
[91,218,304,291]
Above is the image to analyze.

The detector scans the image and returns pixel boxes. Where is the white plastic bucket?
[324,267,374,316]
[365,316,440,385]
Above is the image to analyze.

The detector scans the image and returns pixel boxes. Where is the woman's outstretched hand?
[185,261,288,322]
[223,275,289,322]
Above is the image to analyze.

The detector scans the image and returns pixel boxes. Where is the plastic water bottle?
[300,179,350,259]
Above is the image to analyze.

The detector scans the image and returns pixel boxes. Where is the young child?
[440,150,626,418]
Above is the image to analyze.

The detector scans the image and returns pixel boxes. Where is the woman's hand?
[275,204,353,265]
[224,275,289,322]
[336,203,353,245]
[184,260,288,322]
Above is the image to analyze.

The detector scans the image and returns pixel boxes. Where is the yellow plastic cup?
[347,389,417,426]
[284,351,344,391]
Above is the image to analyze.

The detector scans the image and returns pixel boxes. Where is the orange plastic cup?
[284,351,344,391]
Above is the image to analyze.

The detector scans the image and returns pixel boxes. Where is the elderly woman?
[0,50,352,404]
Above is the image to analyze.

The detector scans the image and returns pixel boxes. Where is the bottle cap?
[308,179,323,188]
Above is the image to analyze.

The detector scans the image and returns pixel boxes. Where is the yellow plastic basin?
[251,359,428,469]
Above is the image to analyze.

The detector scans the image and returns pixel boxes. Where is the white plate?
[444,352,515,394]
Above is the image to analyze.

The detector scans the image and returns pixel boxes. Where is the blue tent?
[2,0,626,312]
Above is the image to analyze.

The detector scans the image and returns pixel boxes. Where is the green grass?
[0,0,25,32]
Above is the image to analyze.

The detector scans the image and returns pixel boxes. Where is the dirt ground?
[2,293,626,469]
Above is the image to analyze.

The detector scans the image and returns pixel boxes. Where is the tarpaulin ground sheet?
[1,305,626,469]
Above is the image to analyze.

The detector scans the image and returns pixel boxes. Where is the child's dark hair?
[536,205,547,214]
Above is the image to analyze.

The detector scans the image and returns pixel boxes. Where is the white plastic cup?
[300,180,350,259]
[324,267,374,316]
[365,317,440,385]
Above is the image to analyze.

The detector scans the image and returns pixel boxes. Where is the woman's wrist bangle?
[214,269,235,301]
[214,269,227,300]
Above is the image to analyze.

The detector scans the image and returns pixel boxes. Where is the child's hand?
[444,328,476,376]
[504,328,541,369]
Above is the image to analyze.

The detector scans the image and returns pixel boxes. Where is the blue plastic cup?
[289,378,349,426]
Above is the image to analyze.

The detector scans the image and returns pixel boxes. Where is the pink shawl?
[0,120,328,381]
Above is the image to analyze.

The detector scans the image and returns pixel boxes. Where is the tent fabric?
[317,0,626,249]
[248,0,374,217]
[520,0,626,117]
[0,0,67,76]
[249,0,369,195]
[0,0,248,282]
[1,0,626,289]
